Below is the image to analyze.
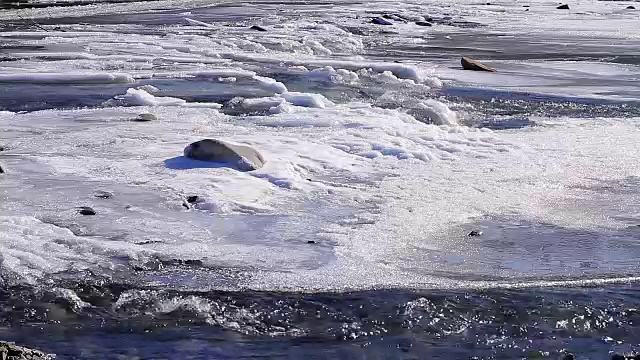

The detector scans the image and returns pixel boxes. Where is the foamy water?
[1,0,640,295]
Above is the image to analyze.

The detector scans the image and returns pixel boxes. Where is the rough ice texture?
[0,0,639,293]
[0,72,134,84]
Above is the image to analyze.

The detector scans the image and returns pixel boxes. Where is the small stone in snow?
[134,113,157,122]
[94,190,113,199]
[78,206,96,216]
[187,195,199,203]
[371,17,393,25]
[557,4,569,9]
[468,230,483,237]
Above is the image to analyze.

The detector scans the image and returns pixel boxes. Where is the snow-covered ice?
[1,0,640,293]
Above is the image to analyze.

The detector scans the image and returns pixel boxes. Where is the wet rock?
[626,5,635,9]
[186,195,199,204]
[415,21,433,26]
[371,17,393,25]
[183,139,265,171]
[134,113,157,122]
[0,163,4,174]
[562,353,576,360]
[307,240,316,244]
[249,25,267,32]
[557,4,570,9]
[610,355,625,360]
[461,56,496,72]
[93,190,113,199]
[0,341,55,360]
[78,206,96,216]
[468,230,483,237]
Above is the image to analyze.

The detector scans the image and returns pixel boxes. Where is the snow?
[111,88,222,108]
[1,0,640,292]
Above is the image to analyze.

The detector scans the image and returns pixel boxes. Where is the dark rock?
[93,190,113,199]
[371,17,393,25]
[557,4,570,9]
[382,14,408,22]
[307,240,316,244]
[170,259,203,266]
[78,206,96,216]
[627,5,635,9]
[415,21,433,26]
[461,56,496,72]
[468,230,483,237]
[134,113,157,122]
[0,341,55,360]
[183,139,265,171]
[562,353,576,360]
[523,4,530,7]
[0,146,5,151]
[611,355,625,360]
[186,195,199,203]
[250,25,267,32]
[0,164,4,174]
[424,16,434,22]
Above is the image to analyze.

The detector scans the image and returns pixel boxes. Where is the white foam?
[112,88,222,108]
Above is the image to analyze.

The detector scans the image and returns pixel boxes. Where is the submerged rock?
[461,56,496,72]
[78,206,96,216]
[250,25,267,32]
[184,139,265,171]
[557,4,570,9]
[371,17,393,25]
[0,341,55,360]
[134,113,157,122]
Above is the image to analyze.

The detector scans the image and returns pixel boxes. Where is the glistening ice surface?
[2,0,640,357]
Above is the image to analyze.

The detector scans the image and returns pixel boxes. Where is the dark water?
[3,280,640,359]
